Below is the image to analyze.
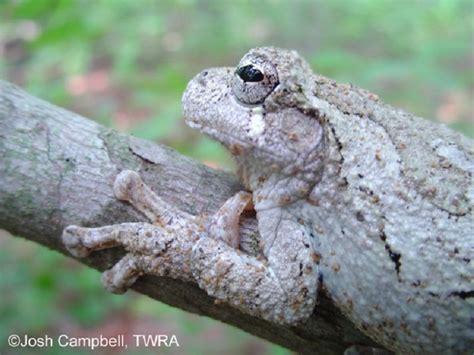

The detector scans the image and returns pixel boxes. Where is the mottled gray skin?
[182,47,474,353]
[63,48,473,354]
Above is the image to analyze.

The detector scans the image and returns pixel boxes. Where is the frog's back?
[309,74,474,353]
[312,74,474,216]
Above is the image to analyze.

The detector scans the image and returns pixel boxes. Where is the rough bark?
[0,80,380,354]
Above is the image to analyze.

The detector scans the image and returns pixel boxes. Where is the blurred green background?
[0,0,472,354]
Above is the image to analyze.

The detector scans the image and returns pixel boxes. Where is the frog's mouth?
[183,67,324,167]
[183,68,228,122]
[182,67,255,148]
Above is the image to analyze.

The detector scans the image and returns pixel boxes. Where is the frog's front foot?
[206,191,253,249]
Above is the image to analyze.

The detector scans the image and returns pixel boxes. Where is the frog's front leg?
[206,191,253,249]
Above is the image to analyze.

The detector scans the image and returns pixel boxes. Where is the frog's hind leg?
[62,170,201,294]
[62,222,157,293]
[62,223,155,258]
[63,221,199,293]
[192,201,319,325]
[101,254,143,294]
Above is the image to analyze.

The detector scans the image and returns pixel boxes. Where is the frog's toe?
[101,254,141,294]
[62,225,92,258]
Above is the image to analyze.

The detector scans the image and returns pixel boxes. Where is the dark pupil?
[236,65,264,82]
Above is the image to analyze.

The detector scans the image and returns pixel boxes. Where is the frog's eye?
[236,65,264,82]
[232,58,279,105]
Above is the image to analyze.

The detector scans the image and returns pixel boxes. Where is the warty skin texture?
[182,47,474,353]
[62,47,473,354]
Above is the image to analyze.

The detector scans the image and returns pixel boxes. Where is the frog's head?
[183,47,326,208]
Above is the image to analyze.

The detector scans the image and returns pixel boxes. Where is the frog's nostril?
[198,72,208,86]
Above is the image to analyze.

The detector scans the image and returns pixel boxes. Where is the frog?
[63,47,474,354]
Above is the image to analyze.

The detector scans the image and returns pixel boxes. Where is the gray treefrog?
[63,47,473,354]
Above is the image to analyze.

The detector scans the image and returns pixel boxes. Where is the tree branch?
[0,80,379,354]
